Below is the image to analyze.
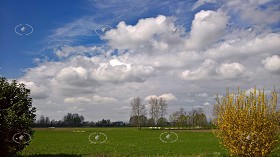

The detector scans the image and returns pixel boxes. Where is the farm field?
[19,127,280,157]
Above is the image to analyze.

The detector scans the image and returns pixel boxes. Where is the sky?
[0,0,280,122]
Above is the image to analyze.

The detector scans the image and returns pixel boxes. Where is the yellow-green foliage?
[213,88,279,157]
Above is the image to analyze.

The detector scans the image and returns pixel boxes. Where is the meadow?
[20,127,280,157]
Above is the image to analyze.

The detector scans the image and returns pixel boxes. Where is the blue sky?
[0,0,89,77]
[0,0,279,121]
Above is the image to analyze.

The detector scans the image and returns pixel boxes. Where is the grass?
[19,127,280,157]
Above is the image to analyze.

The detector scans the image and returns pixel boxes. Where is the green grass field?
[19,127,280,157]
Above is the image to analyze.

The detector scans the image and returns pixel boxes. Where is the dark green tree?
[0,77,36,157]
[63,113,84,127]
[129,115,148,127]
[157,117,168,126]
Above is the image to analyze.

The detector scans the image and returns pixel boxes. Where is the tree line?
[130,97,211,129]
[33,97,211,129]
[33,113,85,127]
[33,113,126,127]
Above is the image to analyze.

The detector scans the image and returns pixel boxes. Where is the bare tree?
[188,108,198,127]
[177,107,187,128]
[179,107,186,115]
[169,112,178,126]
[130,97,146,130]
[149,97,160,126]
[158,97,167,117]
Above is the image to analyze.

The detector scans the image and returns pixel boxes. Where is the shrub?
[213,88,279,156]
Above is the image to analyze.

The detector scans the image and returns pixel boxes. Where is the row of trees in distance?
[33,97,209,129]
[33,113,84,127]
[33,113,124,127]
[130,97,209,129]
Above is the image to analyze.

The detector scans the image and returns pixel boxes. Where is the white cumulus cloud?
[56,66,87,81]
[92,95,117,104]
[186,10,228,50]
[103,15,183,52]
[181,59,217,80]
[64,95,116,104]
[159,93,177,101]
[64,97,91,104]
[203,102,211,106]
[196,93,209,97]
[144,93,177,101]
[19,81,49,99]
[262,55,280,73]
[92,59,154,83]
[216,63,245,79]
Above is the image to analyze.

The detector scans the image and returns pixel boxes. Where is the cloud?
[54,45,111,58]
[196,93,209,97]
[159,93,177,101]
[120,105,130,110]
[144,93,177,101]
[223,0,280,24]
[64,97,91,104]
[185,98,195,103]
[203,102,211,106]
[245,88,271,96]
[47,17,99,48]
[124,97,134,103]
[89,0,186,23]
[17,53,162,115]
[103,15,176,51]
[92,58,154,83]
[57,106,86,114]
[19,81,49,99]
[21,53,157,98]
[192,0,216,10]
[144,95,158,101]
[92,95,117,104]
[181,59,217,80]
[186,10,228,50]
[64,95,116,104]
[262,55,280,73]
[216,63,245,79]
[56,66,87,82]
[181,60,248,80]
[205,33,280,60]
